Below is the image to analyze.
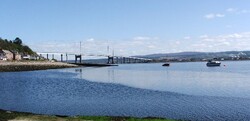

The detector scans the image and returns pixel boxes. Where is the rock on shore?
[0,61,78,72]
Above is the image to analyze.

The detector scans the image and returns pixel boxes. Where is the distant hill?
[137,52,206,59]
[135,51,250,61]
[0,37,36,55]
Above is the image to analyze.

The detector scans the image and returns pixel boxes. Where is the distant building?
[0,49,5,60]
[13,52,22,60]
[22,55,31,60]
[22,55,37,60]
[3,50,13,60]
[0,49,22,61]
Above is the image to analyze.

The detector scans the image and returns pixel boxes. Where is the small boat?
[206,60,221,67]
[162,63,170,66]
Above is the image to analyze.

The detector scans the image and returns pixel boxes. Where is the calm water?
[1,61,250,120]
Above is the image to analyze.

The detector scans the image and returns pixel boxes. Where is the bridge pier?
[107,56,114,64]
[66,53,68,62]
[111,57,114,64]
[61,54,63,62]
[122,57,124,63]
[75,55,82,63]
[116,57,119,64]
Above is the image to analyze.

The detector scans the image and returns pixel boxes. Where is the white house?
[0,49,22,61]
[22,55,37,60]
[4,50,13,60]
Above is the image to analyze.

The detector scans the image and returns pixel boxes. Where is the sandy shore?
[0,61,78,72]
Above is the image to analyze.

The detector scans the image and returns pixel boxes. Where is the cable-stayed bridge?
[37,52,152,64]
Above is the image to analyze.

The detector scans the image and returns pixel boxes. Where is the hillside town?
[0,49,21,61]
[0,49,38,61]
[0,37,39,61]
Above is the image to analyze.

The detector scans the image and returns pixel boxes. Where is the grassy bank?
[0,109,177,121]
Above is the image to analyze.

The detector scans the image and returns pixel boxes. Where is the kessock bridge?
[37,52,152,64]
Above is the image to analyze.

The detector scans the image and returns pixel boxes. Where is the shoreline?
[0,61,78,72]
[0,109,175,121]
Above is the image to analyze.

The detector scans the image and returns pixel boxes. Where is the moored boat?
[162,63,170,66]
[206,60,221,67]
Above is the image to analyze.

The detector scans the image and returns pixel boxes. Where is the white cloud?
[183,36,191,40]
[86,38,94,42]
[175,41,180,45]
[133,36,151,41]
[204,7,250,20]
[204,14,215,19]
[226,8,238,12]
[32,36,184,57]
[30,32,250,59]
[191,32,250,52]
[204,13,225,19]
[147,45,156,49]
[199,35,208,38]
[204,8,249,20]
[240,10,250,14]
[215,14,225,17]
[226,8,250,14]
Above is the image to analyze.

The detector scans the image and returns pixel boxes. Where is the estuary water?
[1,61,250,120]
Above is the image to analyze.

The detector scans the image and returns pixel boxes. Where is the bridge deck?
[70,63,118,67]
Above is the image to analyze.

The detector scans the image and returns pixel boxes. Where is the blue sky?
[1,0,250,56]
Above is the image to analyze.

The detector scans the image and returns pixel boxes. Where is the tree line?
[0,37,36,55]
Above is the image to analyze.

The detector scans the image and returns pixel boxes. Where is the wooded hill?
[0,37,36,55]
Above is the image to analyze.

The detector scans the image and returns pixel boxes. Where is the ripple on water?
[0,67,250,120]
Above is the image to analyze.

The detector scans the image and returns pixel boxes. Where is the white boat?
[206,60,221,67]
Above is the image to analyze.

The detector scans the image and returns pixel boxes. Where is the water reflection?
[108,67,115,82]
[75,68,82,79]
[75,68,82,73]
[69,62,250,98]
[1,62,250,120]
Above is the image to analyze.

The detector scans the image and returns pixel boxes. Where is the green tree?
[13,37,22,45]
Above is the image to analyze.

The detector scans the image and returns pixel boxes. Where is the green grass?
[0,109,178,121]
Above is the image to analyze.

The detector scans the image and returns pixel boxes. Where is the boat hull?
[206,63,221,67]
[162,63,170,66]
